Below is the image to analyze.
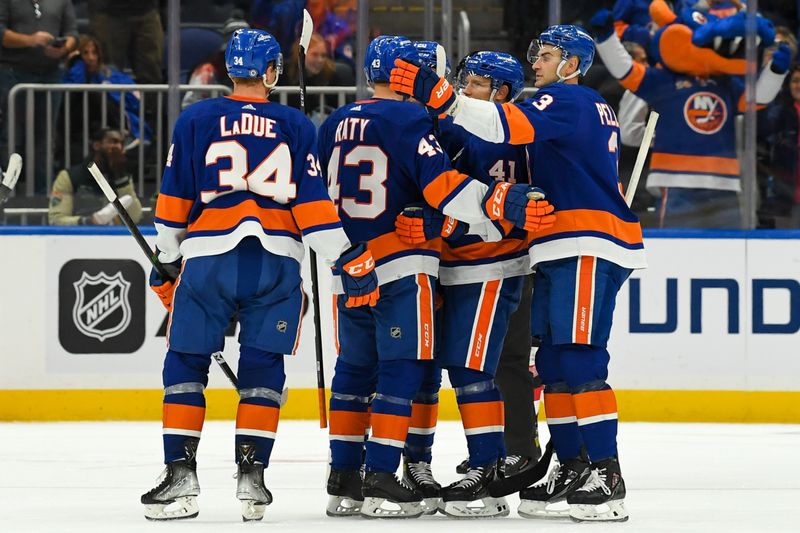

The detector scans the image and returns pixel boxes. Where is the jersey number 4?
[327,145,387,219]
[201,140,300,204]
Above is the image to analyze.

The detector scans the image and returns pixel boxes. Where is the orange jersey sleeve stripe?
[155,194,194,224]
[573,389,618,419]
[417,274,435,360]
[532,208,643,245]
[163,403,205,432]
[422,169,470,210]
[544,392,576,419]
[614,20,629,39]
[329,410,371,436]
[620,61,646,92]
[235,403,280,432]
[409,402,439,429]
[574,257,596,345]
[501,102,536,145]
[291,199,341,231]
[370,412,411,442]
[188,199,300,234]
[367,231,441,263]
[459,400,505,429]
[650,153,740,176]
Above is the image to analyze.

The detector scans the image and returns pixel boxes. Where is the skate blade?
[326,495,364,517]
[360,497,424,519]
[241,500,267,522]
[143,496,199,521]
[421,497,442,516]
[569,501,629,523]
[442,497,510,519]
[517,499,570,519]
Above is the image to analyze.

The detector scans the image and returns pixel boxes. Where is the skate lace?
[408,461,436,485]
[544,463,563,494]
[504,454,523,467]
[455,467,485,489]
[578,468,611,496]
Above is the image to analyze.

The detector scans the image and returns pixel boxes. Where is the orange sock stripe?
[371,412,411,442]
[544,392,576,419]
[417,274,434,359]
[329,410,371,437]
[458,400,504,430]
[163,403,205,432]
[409,402,439,429]
[573,389,618,420]
[236,403,280,433]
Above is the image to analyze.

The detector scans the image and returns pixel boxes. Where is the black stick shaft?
[212,352,239,389]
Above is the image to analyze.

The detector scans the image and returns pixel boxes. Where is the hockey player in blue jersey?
[396,49,540,518]
[141,29,379,522]
[391,26,647,522]
[319,35,556,519]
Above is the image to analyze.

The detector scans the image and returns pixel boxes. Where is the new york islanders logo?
[72,271,131,342]
[683,92,727,135]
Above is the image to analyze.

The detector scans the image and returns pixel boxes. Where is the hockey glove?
[589,9,615,42]
[334,243,380,308]
[390,58,456,116]
[483,182,556,232]
[149,256,182,311]
[770,42,791,74]
[395,204,468,244]
[83,194,134,225]
[622,25,651,47]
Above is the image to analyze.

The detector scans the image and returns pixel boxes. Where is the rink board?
[1,228,799,422]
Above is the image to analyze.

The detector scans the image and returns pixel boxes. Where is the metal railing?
[6,84,363,199]
[457,11,471,62]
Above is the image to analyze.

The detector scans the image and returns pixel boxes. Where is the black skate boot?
[455,457,469,474]
[235,442,273,522]
[517,453,590,519]
[567,457,628,522]
[402,459,441,515]
[361,471,423,518]
[141,438,201,521]
[326,468,364,517]
[502,454,535,477]
[441,462,509,519]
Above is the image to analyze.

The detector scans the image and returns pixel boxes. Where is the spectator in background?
[758,65,800,228]
[90,0,163,84]
[62,36,152,150]
[250,0,304,55]
[282,32,354,120]
[0,0,78,194]
[49,128,141,225]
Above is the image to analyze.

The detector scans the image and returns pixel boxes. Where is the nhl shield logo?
[72,271,132,342]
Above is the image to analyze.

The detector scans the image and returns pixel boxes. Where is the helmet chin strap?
[555,58,580,83]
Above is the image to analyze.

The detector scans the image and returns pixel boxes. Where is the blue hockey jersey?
[154,95,349,265]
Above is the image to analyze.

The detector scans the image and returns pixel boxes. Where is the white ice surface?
[0,421,797,532]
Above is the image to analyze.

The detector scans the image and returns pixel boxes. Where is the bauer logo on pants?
[59,259,145,353]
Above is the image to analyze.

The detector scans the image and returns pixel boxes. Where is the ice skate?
[402,459,441,515]
[441,462,509,519]
[326,468,364,517]
[236,442,273,522]
[455,457,469,474]
[568,457,628,523]
[501,454,536,477]
[141,439,200,521]
[517,454,589,519]
[360,471,424,519]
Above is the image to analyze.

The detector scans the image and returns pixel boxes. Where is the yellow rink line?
[1,389,799,423]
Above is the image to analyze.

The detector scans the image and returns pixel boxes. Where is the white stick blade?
[300,9,313,52]
[435,45,447,77]
[87,163,118,202]
[1,153,22,189]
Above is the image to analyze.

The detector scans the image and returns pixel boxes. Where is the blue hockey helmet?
[528,25,595,80]
[454,50,525,102]
[225,29,283,81]
[413,40,451,76]
[364,35,418,85]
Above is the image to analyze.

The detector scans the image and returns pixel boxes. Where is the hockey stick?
[624,110,659,208]
[432,44,447,138]
[87,162,239,389]
[487,439,554,497]
[297,9,328,429]
[0,153,22,205]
